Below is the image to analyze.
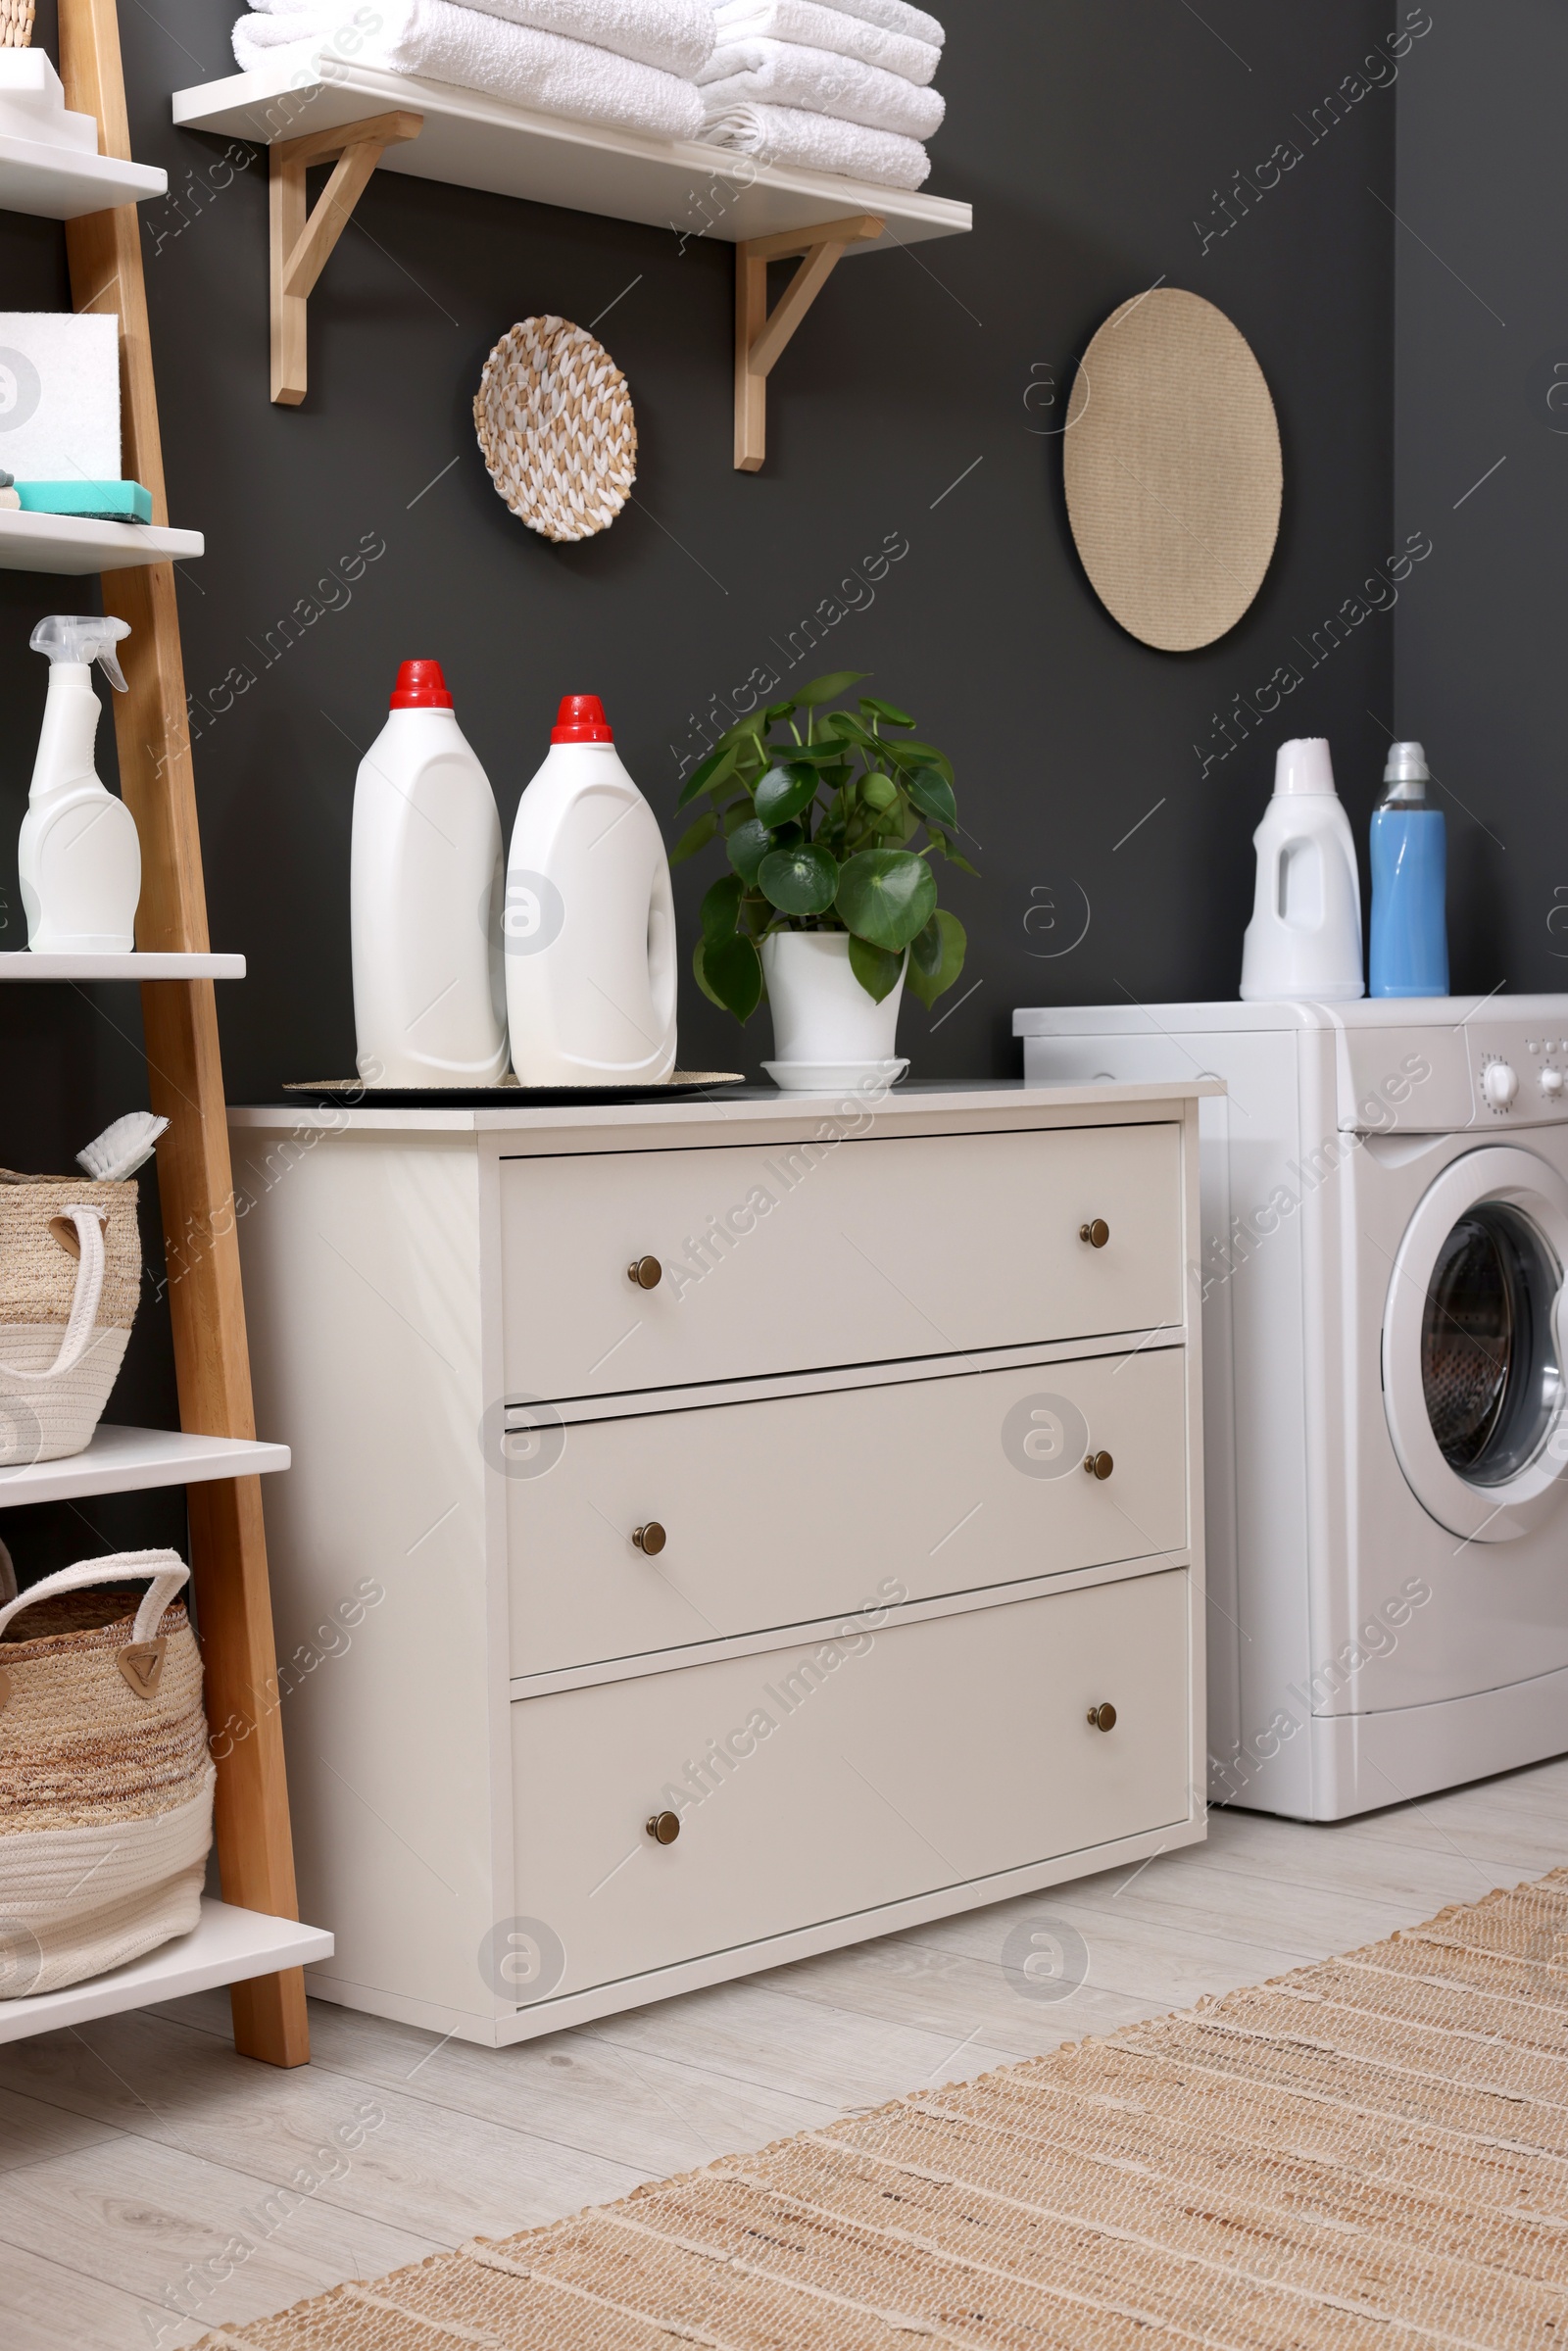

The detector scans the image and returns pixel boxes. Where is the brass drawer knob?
[646,1810,681,1844]
[627,1255,662,1290]
[632,1522,666,1555]
[1083,1450,1114,1480]
[1087,1702,1118,1733]
[1079,1219,1110,1249]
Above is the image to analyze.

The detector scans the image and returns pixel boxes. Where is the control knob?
[1542,1067,1565,1101]
[1483,1061,1519,1109]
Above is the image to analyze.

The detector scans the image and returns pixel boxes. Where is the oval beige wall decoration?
[1063,288,1282,653]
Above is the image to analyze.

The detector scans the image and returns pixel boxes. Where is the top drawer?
[500,1120,1182,1400]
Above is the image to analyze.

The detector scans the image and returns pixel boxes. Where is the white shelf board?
[0,1424,288,1508]
[172,61,971,252]
[0,508,202,575]
[0,950,243,977]
[0,1900,332,2042]
[0,133,165,220]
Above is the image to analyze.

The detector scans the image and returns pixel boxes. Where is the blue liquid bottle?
[1369,740,1447,998]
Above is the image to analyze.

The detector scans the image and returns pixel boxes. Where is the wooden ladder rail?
[59,0,310,2067]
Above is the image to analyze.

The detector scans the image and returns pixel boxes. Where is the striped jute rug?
[196,1869,1568,2350]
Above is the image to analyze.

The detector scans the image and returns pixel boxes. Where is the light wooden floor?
[3,1756,1566,2349]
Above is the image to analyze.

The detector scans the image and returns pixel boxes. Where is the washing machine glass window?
[1383,1145,1568,1543]
[1421,1203,1561,1485]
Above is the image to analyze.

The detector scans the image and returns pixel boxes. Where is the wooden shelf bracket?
[270,110,421,405]
[734,212,883,471]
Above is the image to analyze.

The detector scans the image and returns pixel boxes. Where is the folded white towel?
[711,0,934,84]
[711,0,942,48]
[231,1,704,138]
[700,97,927,186]
[700,37,942,139]
[253,0,712,77]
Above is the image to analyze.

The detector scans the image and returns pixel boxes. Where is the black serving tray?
[282,1072,746,1109]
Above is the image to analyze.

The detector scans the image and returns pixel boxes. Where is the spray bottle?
[19,614,140,954]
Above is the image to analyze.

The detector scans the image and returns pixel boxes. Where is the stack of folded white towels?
[228,0,945,180]
[230,0,717,143]
[696,0,945,190]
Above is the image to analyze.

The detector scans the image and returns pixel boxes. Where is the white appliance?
[1015,996,1568,1820]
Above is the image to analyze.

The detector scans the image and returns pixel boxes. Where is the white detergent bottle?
[1239,736,1364,1002]
[505,695,676,1085]
[20,614,140,955]
[350,659,508,1086]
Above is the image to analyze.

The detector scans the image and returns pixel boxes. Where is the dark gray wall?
[1394,0,1556,995]
[0,0,1400,1557]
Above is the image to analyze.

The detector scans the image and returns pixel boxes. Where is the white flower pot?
[760,931,907,1092]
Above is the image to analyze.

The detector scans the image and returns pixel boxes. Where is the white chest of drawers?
[231,1080,1209,2045]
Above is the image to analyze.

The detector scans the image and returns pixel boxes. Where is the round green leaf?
[859,696,915,727]
[911,913,944,977]
[848,934,905,1004]
[906,909,967,1009]
[700,873,744,944]
[835,849,937,953]
[861,772,898,812]
[692,936,725,1009]
[726,814,774,886]
[754,761,820,827]
[758,842,839,916]
[703,932,763,1022]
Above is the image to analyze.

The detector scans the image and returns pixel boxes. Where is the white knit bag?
[0,1173,141,1464]
[0,1551,215,1999]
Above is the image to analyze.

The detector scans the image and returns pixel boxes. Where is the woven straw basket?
[0,1550,215,1998]
[0,0,34,48]
[0,1171,140,1464]
[473,316,636,544]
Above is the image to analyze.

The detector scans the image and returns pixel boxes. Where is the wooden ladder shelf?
[60,0,309,2067]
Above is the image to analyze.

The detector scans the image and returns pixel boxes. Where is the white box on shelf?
[0,311,119,478]
[0,51,96,153]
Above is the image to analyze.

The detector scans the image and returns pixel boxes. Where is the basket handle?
[0,1548,190,1646]
[0,1205,110,1383]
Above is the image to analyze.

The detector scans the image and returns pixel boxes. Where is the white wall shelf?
[0,950,243,977]
[173,60,968,248]
[0,1900,333,2043]
[0,1425,289,1508]
[0,509,202,575]
[0,132,165,219]
[172,59,971,456]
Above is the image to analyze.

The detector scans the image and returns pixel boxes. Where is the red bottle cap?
[551,694,613,743]
[390,660,454,710]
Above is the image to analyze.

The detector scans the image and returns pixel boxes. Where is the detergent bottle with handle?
[19,614,140,954]
[1239,737,1364,1002]
[505,695,676,1085]
[350,659,509,1086]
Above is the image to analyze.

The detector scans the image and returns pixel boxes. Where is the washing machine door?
[1384,1146,1568,1541]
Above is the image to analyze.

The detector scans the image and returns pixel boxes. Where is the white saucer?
[760,1058,909,1095]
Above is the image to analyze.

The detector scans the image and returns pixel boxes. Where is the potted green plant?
[670,671,973,1087]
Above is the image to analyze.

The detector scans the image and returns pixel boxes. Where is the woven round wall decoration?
[1062,288,1282,652]
[473,316,636,546]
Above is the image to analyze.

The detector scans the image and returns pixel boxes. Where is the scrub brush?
[76,1111,169,1182]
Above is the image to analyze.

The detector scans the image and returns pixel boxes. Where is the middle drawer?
[507,1344,1187,1679]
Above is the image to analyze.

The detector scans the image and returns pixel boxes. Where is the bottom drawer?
[512,1568,1191,2002]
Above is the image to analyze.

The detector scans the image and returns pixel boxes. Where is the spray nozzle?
[29,614,131,694]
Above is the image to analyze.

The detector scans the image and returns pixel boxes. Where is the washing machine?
[1014,996,1568,1820]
